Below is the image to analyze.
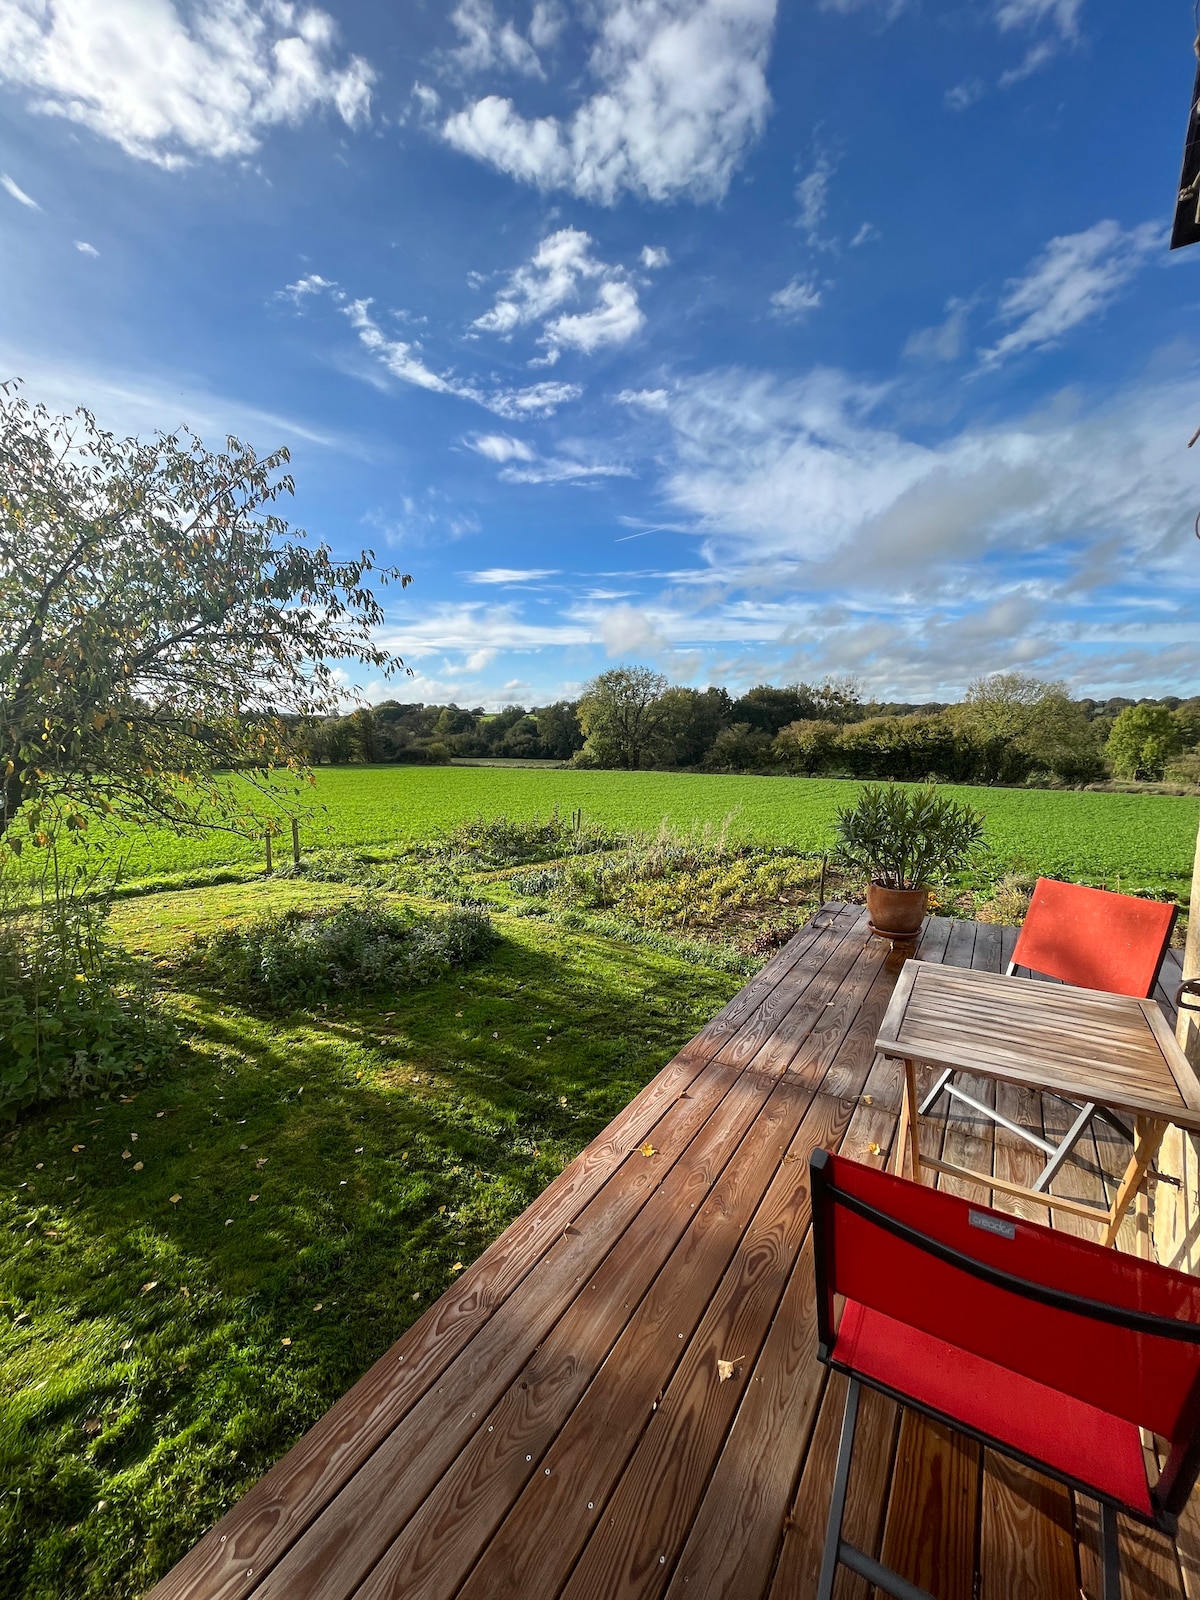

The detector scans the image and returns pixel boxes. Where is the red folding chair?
[810,1149,1200,1600]
[919,878,1177,1192]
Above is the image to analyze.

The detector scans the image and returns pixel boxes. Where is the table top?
[876,959,1200,1131]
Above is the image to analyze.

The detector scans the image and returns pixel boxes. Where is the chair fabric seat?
[834,1298,1153,1517]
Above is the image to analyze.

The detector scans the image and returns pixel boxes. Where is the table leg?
[1103,1116,1167,1249]
[903,1059,920,1183]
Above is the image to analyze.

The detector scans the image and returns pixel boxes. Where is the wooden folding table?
[876,959,1200,1247]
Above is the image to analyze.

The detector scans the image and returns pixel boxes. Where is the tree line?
[297,667,1200,788]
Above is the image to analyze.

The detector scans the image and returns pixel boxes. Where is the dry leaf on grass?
[281,1337,291,1347]
[132,1162,143,1172]
[169,1194,182,1205]
[121,1151,131,1160]
[71,1144,84,1153]
[140,1282,158,1294]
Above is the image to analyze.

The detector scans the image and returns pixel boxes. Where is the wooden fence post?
[817,853,827,909]
[291,818,301,867]
[264,830,273,875]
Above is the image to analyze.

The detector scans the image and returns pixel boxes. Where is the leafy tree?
[731,684,816,736]
[1106,703,1183,780]
[0,384,408,851]
[533,701,584,760]
[810,675,864,725]
[576,666,670,769]
[1173,697,1200,751]
[774,718,842,775]
[703,722,775,772]
[658,686,732,766]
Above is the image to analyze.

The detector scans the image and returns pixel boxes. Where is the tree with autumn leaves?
[0,382,409,857]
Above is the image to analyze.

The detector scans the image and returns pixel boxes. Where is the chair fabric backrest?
[812,1152,1200,1443]
[1010,877,1175,997]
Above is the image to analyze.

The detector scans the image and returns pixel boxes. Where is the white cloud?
[448,0,544,78]
[945,79,985,112]
[473,228,645,362]
[464,432,535,462]
[279,272,339,304]
[0,0,374,168]
[795,149,834,245]
[849,222,879,248]
[2,172,40,208]
[616,387,669,411]
[74,239,99,256]
[486,380,582,418]
[647,365,1200,604]
[994,0,1081,38]
[903,297,971,362]
[285,275,583,416]
[641,245,670,269]
[979,219,1162,368]
[441,0,777,205]
[466,567,559,583]
[543,280,644,359]
[771,277,822,319]
[499,455,634,484]
[993,0,1082,83]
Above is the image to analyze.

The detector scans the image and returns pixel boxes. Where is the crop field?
[30,765,1200,897]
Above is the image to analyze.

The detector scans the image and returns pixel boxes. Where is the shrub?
[189,900,498,1006]
[834,784,986,889]
[436,810,615,866]
[0,899,175,1117]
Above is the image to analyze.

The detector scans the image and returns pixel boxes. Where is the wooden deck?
[149,904,1200,1600]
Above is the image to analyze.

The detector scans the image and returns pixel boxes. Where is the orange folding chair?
[918,877,1177,1192]
[811,1150,1200,1600]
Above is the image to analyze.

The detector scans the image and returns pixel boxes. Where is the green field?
[56,766,1200,897]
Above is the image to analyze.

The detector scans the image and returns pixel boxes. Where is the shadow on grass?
[0,918,740,1600]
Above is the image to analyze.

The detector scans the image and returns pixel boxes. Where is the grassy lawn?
[0,882,740,1600]
[39,765,1200,898]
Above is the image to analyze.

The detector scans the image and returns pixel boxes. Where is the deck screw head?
[526,1454,532,1461]
[545,1468,551,1475]
[588,1502,594,1510]
[660,1556,666,1564]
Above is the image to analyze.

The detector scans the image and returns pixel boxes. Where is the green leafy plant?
[833,783,985,890]
[188,900,498,1006]
[0,894,175,1117]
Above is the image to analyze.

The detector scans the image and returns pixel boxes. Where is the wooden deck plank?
[662,947,902,1600]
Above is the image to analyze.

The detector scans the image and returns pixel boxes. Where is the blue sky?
[1,0,1198,707]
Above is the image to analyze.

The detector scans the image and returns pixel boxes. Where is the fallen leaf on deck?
[717,1356,744,1382]
[862,1095,874,1106]
[640,1143,655,1158]
[867,1143,882,1156]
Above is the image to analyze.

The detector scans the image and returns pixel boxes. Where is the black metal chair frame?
[811,1148,1200,1600]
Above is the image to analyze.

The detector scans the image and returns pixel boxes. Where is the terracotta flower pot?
[866,883,929,939]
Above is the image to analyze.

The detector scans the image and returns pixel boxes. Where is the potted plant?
[833,783,985,938]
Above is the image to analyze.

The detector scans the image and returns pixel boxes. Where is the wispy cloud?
[447,0,545,78]
[978,219,1162,368]
[440,0,778,205]
[904,297,972,362]
[465,566,560,583]
[771,277,822,319]
[74,239,99,256]
[0,0,374,168]
[795,148,835,246]
[2,172,40,209]
[464,432,535,463]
